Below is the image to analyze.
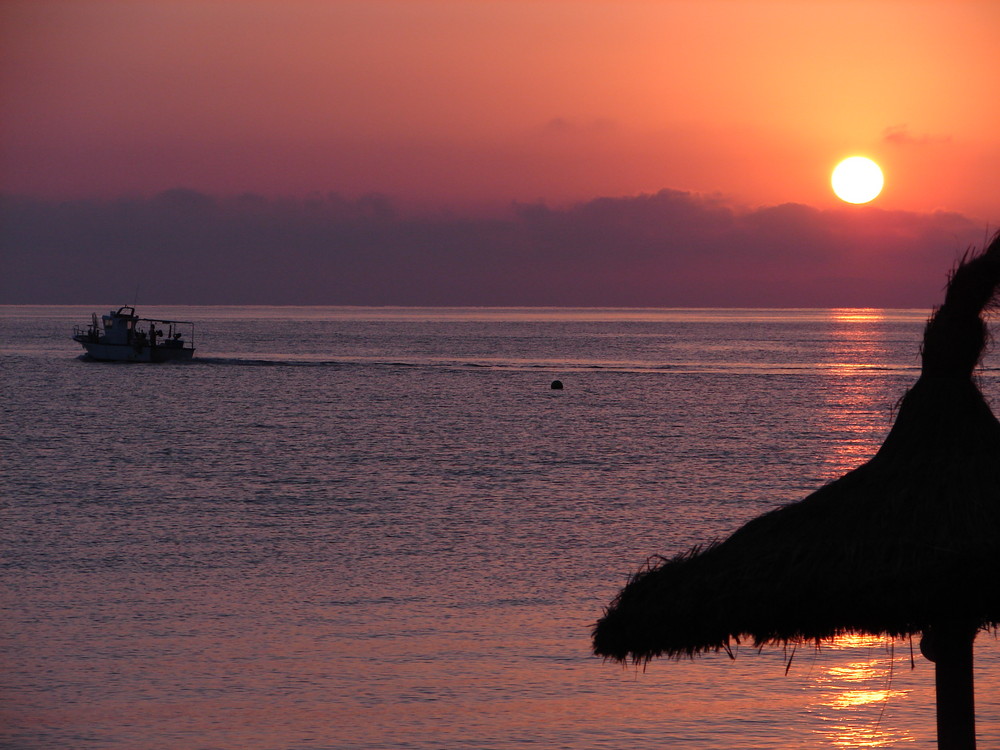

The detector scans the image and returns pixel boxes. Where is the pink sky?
[2,1,999,306]
[3,0,999,217]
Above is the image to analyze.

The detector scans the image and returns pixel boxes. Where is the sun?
[831,156,884,204]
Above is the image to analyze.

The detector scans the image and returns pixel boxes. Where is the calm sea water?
[2,305,999,750]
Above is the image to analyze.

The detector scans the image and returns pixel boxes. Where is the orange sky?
[3,0,998,218]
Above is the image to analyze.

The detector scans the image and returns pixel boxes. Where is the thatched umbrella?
[594,232,1000,750]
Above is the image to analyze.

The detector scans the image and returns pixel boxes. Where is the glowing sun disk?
[832,157,884,204]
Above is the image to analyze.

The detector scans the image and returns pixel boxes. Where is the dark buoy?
[550,380,563,390]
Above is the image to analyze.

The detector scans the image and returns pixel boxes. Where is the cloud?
[0,189,987,307]
[883,124,952,146]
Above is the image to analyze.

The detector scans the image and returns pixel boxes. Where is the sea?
[2,305,999,750]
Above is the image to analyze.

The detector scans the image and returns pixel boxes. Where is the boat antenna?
[132,284,140,307]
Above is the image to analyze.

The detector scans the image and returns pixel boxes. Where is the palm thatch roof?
[594,232,1000,664]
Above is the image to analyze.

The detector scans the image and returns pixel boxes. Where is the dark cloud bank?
[0,188,988,307]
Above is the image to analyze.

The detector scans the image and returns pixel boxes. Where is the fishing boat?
[73,306,195,362]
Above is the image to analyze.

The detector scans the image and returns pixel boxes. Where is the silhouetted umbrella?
[594,233,1000,750]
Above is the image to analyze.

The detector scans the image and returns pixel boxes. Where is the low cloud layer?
[1,189,988,308]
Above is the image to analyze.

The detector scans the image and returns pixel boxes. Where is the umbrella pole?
[922,624,977,750]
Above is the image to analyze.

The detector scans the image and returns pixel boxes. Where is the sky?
[2,0,999,306]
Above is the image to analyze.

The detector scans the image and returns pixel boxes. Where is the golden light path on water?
[809,312,913,747]
[814,309,897,480]
[831,308,888,324]
[808,634,915,748]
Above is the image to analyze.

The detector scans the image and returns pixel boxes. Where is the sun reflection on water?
[808,635,915,748]
[813,310,901,479]
[798,315,922,747]
[830,308,887,324]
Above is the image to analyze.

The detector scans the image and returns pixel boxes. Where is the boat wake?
[191,356,926,376]
[194,356,359,368]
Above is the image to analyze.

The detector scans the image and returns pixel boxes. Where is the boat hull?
[76,340,195,363]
